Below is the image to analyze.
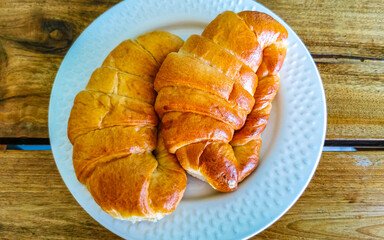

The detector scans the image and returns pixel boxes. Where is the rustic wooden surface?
[0,150,383,239]
[0,0,383,140]
[1,0,383,239]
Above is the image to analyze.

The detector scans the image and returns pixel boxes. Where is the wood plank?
[0,0,121,138]
[0,0,383,139]
[253,151,384,239]
[0,150,119,239]
[260,0,384,59]
[319,58,384,140]
[0,39,61,138]
[1,150,383,239]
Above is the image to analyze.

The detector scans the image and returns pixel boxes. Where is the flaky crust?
[68,31,186,221]
[154,11,288,192]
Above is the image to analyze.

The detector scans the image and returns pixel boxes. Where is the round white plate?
[49,0,326,239]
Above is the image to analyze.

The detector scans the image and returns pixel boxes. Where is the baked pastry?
[67,31,187,221]
[154,11,288,192]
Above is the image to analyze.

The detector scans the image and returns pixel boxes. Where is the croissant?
[67,31,187,221]
[154,11,288,192]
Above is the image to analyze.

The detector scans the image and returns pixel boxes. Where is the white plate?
[49,0,326,239]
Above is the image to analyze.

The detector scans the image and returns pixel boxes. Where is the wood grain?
[0,150,118,239]
[1,150,383,239]
[259,0,384,59]
[319,58,384,140]
[0,0,383,140]
[0,0,121,138]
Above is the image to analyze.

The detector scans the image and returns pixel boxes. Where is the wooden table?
[0,0,383,239]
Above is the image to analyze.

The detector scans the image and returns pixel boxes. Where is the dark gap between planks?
[2,139,384,151]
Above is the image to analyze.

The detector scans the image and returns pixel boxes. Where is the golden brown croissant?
[154,11,288,192]
[68,31,187,221]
